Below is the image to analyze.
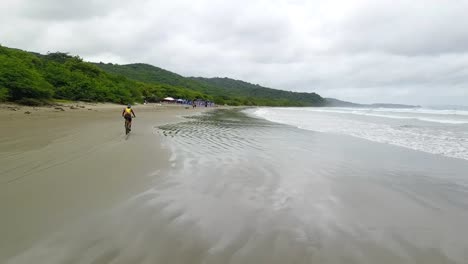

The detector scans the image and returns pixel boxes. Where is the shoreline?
[2,107,468,263]
[0,102,216,261]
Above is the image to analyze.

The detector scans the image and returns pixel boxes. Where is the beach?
[0,103,210,261]
[1,106,468,263]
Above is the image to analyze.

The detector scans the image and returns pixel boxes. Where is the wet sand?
[2,107,468,264]
[0,103,210,261]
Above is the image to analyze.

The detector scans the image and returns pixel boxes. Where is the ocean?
[252,107,468,161]
[7,108,468,264]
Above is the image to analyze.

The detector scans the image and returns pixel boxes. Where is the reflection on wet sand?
[8,109,468,264]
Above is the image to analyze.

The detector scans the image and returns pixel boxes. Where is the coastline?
[0,102,214,261]
[2,107,468,263]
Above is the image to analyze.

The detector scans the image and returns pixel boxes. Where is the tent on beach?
[162,97,175,102]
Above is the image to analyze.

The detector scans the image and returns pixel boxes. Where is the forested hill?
[191,77,324,106]
[325,98,420,108]
[95,63,186,86]
[95,63,326,106]
[0,45,211,105]
[0,44,325,106]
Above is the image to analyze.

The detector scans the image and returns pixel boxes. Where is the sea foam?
[252,107,468,161]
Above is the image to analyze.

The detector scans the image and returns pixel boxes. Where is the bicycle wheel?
[125,121,130,134]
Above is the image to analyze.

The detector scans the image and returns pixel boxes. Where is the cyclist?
[122,104,136,131]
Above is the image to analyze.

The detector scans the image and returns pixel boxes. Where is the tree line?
[0,45,325,106]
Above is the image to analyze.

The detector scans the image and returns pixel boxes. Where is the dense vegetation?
[192,77,325,106]
[96,63,325,106]
[0,45,325,106]
[0,45,209,105]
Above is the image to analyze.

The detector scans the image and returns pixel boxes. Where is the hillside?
[0,44,325,106]
[325,98,419,108]
[325,98,362,107]
[191,77,325,106]
[94,63,226,101]
[95,63,187,87]
[95,63,325,106]
[0,45,208,105]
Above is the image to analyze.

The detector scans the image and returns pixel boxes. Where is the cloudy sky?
[1,0,468,105]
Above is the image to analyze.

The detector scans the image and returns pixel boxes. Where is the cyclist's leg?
[125,115,132,130]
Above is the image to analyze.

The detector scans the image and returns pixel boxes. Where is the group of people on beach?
[191,100,212,108]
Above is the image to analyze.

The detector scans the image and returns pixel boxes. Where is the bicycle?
[124,116,134,135]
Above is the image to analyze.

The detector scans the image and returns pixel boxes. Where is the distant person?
[122,104,136,130]
[205,101,208,107]
[192,102,196,108]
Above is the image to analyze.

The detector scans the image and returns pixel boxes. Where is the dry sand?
[0,102,211,261]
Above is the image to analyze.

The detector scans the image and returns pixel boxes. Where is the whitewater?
[252,107,468,161]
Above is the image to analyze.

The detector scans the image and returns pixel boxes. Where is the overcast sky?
[1,0,468,105]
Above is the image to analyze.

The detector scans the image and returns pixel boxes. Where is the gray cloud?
[329,0,468,56]
[19,0,129,20]
[1,0,468,105]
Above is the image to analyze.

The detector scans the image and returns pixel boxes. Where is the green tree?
[0,45,326,106]
[0,88,8,102]
[0,56,54,101]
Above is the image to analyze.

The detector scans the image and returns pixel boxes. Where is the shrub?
[0,88,8,102]
[16,98,47,106]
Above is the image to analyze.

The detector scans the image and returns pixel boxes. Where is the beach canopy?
[176,99,184,102]
[163,97,175,101]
